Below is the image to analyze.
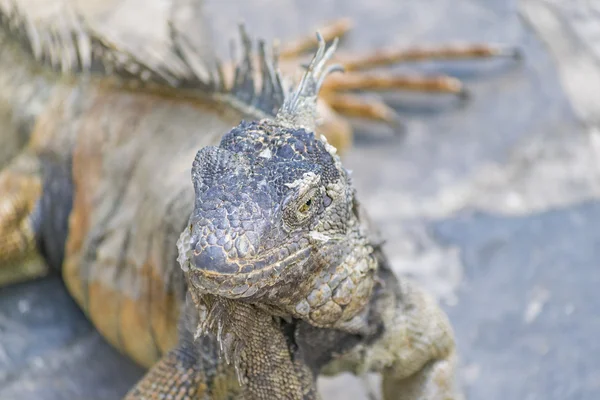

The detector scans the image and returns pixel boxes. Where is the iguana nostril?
[192,245,238,273]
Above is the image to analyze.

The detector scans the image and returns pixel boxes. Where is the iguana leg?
[323,277,461,400]
[0,152,47,286]
[373,279,461,400]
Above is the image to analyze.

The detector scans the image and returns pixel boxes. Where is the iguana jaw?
[186,241,313,300]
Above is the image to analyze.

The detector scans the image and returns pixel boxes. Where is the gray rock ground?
[2,0,599,399]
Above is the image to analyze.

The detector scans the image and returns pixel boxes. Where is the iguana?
[0,1,519,398]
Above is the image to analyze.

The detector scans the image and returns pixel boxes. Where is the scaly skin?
[0,1,520,398]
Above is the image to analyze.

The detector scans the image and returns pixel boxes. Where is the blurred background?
[1,0,599,399]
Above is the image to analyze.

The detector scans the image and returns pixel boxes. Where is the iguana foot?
[277,18,521,150]
[0,153,46,286]
[323,278,463,400]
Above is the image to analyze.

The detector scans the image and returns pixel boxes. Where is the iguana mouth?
[187,244,312,300]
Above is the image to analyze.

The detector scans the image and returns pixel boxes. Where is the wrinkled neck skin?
[245,203,380,334]
[280,223,378,333]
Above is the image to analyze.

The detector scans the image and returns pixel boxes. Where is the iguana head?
[178,34,377,331]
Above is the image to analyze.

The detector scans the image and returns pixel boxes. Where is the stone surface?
[2,0,600,399]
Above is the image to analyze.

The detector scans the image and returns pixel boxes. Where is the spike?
[233,341,246,384]
[276,32,343,130]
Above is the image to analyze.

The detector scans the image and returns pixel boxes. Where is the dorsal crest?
[275,32,343,131]
[0,2,287,117]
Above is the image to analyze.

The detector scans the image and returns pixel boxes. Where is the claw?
[505,45,524,60]
[458,87,471,101]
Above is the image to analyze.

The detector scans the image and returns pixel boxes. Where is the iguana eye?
[283,188,319,230]
[295,191,317,220]
[298,198,312,214]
